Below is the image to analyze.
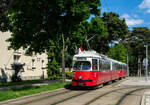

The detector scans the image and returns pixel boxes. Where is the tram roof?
[74,50,106,59]
[74,50,126,65]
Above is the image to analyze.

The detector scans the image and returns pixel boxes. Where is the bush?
[66,72,72,79]
[48,74,61,80]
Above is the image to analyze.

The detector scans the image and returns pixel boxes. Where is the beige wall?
[0,32,48,82]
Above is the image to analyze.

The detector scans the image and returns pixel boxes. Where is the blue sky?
[100,0,150,30]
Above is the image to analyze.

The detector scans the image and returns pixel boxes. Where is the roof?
[74,50,103,58]
[73,50,126,65]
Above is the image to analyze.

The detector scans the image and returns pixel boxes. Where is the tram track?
[116,87,149,105]
[51,90,92,105]
[22,81,123,105]
[53,80,133,105]
[84,86,148,105]
[21,89,72,105]
[25,89,93,105]
[0,80,122,105]
[2,78,149,105]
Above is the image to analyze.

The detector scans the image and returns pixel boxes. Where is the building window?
[32,59,35,69]
[42,60,44,68]
[14,55,20,63]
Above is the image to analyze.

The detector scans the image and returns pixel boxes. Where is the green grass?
[0,79,50,87]
[0,82,71,102]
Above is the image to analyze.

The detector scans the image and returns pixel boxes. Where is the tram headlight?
[79,76,82,79]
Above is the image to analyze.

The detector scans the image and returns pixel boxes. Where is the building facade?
[0,32,48,82]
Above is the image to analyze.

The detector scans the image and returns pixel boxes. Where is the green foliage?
[47,58,60,79]
[123,27,150,75]
[102,12,128,43]
[66,72,72,79]
[47,41,60,79]
[106,43,127,63]
[89,17,108,53]
[0,0,101,54]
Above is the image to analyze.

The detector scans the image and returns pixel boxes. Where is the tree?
[0,0,101,53]
[106,43,127,63]
[124,27,150,76]
[0,0,101,82]
[87,17,108,53]
[0,0,14,17]
[47,41,60,79]
[102,12,128,44]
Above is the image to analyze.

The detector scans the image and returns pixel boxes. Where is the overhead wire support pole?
[146,44,148,81]
[85,34,97,50]
[127,50,129,77]
[144,44,148,81]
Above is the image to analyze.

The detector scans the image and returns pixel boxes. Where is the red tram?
[72,51,127,87]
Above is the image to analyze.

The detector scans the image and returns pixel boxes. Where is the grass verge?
[0,82,71,102]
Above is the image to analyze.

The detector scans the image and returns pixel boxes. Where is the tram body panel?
[72,51,127,87]
[122,70,127,77]
[119,70,123,78]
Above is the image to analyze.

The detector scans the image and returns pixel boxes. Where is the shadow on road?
[64,84,97,91]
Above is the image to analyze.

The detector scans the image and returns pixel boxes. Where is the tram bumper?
[72,71,97,87]
[72,79,93,86]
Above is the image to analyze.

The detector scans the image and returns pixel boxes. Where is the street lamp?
[144,44,149,81]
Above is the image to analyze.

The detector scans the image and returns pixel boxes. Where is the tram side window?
[120,64,123,70]
[104,61,108,71]
[112,63,117,70]
[112,63,115,70]
[123,65,127,70]
[107,61,110,70]
[99,60,104,71]
[99,60,102,71]
[117,64,120,70]
[92,59,98,70]
[103,61,106,71]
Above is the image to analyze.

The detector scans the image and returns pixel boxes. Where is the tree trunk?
[62,34,66,83]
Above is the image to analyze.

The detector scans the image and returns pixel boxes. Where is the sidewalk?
[141,91,150,105]
[0,79,71,91]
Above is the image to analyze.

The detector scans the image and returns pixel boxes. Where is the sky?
[100,0,150,30]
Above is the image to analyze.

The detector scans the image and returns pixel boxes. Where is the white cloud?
[133,14,139,18]
[121,13,144,26]
[139,0,150,13]
[125,19,143,26]
[121,13,130,19]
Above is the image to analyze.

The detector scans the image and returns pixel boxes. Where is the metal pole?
[145,45,148,81]
[127,50,129,76]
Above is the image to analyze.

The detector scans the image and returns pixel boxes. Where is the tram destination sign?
[77,57,87,60]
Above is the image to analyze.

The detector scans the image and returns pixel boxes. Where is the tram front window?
[73,61,91,71]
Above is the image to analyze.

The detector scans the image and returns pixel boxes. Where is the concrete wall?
[0,32,48,82]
